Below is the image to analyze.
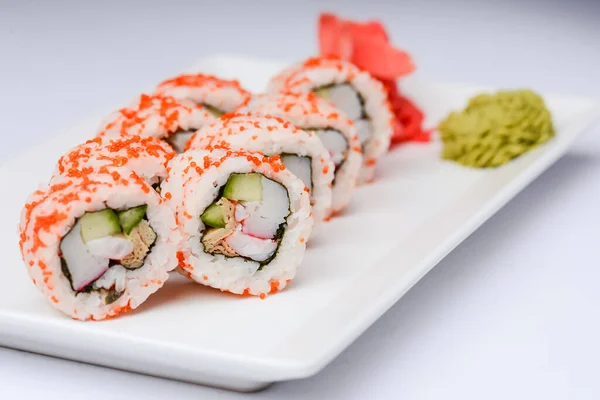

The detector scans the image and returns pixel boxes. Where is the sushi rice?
[268,57,394,184]
[18,52,400,320]
[155,73,251,117]
[186,114,334,223]
[19,168,179,321]
[161,147,313,297]
[52,135,175,187]
[236,91,363,213]
[96,93,216,153]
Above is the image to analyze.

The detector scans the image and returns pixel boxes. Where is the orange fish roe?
[366,158,377,166]
[58,191,80,205]
[270,56,363,90]
[57,135,174,183]
[176,251,190,269]
[157,73,249,93]
[97,94,212,142]
[20,180,75,254]
[128,171,151,193]
[30,210,68,253]
[269,280,280,294]
[259,293,267,300]
[186,144,287,175]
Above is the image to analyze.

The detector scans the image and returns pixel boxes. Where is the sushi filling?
[200,173,290,266]
[305,128,348,173]
[59,205,157,302]
[314,83,372,148]
[165,130,196,153]
[280,153,313,193]
[201,104,224,118]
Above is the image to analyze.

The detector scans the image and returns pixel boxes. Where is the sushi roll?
[268,57,394,183]
[19,168,179,321]
[52,135,175,188]
[161,147,312,297]
[187,114,334,223]
[155,73,251,117]
[236,92,362,213]
[97,93,216,153]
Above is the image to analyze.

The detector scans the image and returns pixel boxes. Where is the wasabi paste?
[439,89,555,168]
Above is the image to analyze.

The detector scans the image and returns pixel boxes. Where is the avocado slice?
[223,173,262,202]
[200,202,226,228]
[118,205,148,235]
[80,209,122,243]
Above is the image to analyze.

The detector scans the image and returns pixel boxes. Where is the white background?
[2,0,600,398]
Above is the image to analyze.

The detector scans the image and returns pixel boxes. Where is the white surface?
[7,54,598,391]
[2,1,600,399]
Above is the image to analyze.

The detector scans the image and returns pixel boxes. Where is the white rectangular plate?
[1,55,599,393]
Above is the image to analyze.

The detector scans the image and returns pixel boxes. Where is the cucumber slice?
[223,173,262,202]
[80,209,122,243]
[200,203,226,228]
[118,205,148,235]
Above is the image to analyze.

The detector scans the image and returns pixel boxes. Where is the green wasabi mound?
[439,89,555,168]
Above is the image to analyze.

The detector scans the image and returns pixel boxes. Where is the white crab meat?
[235,204,250,222]
[225,228,278,262]
[325,83,363,121]
[93,265,128,293]
[241,177,290,239]
[165,130,195,153]
[86,236,134,260]
[354,119,372,145]
[60,220,110,291]
[315,129,349,166]
[280,154,312,192]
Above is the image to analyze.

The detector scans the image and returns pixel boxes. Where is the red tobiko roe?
[318,13,431,145]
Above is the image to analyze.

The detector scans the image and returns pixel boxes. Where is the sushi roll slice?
[52,135,175,188]
[19,167,179,321]
[186,114,334,223]
[268,57,394,184]
[155,73,251,117]
[161,147,312,297]
[236,92,362,213]
[97,93,216,153]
